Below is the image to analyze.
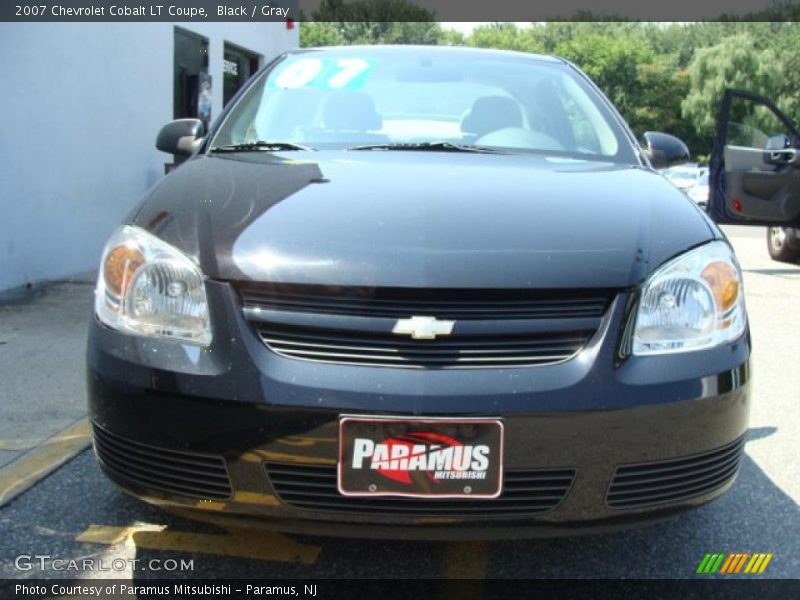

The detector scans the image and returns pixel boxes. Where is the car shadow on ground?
[1,428,794,581]
[110,427,797,580]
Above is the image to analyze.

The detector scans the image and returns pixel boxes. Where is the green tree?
[554,33,653,131]
[301,0,445,47]
[300,22,346,47]
[632,60,696,141]
[440,28,466,46]
[530,21,651,53]
[301,21,444,47]
[768,26,800,124]
[466,23,543,53]
[681,34,780,138]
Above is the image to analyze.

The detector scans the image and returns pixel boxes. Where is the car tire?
[767,227,800,263]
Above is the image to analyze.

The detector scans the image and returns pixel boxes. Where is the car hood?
[133,152,716,289]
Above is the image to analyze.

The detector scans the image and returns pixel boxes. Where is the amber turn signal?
[103,244,144,298]
[701,261,739,312]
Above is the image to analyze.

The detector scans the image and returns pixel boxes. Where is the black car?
[87,46,750,539]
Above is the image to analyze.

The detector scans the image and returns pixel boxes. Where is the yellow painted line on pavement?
[77,523,166,544]
[0,418,91,506]
[77,524,321,564]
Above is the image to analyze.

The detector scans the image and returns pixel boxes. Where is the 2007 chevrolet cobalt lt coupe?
[87,46,750,539]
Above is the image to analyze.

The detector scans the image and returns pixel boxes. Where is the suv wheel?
[767,226,800,263]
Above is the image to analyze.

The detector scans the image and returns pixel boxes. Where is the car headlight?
[95,225,212,345]
[632,240,745,355]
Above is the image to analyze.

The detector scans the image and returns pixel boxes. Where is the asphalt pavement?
[0,225,797,580]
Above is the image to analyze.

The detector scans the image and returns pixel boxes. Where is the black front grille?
[265,462,575,517]
[257,325,591,368]
[606,437,745,510]
[92,424,232,500]
[241,285,611,369]
[239,285,611,321]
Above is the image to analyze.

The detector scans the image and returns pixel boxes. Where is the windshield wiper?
[347,141,504,154]
[210,141,314,153]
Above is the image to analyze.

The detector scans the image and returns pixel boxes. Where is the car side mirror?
[763,133,799,166]
[765,134,791,151]
[642,131,691,169]
[156,119,205,157]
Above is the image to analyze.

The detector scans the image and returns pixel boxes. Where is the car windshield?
[209,47,637,163]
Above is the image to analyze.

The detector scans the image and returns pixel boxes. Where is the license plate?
[338,416,504,498]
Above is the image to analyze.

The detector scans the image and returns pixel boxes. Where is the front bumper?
[87,281,751,539]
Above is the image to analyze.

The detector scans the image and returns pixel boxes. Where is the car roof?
[290,44,565,65]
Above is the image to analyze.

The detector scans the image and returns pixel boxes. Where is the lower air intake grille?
[606,437,745,510]
[92,424,232,500]
[265,463,575,517]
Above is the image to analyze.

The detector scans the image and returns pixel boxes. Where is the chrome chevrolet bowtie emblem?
[392,316,455,340]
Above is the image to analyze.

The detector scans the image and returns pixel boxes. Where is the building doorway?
[223,43,260,107]
[174,28,210,127]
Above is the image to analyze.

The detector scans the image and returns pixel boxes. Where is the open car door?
[708,89,800,226]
